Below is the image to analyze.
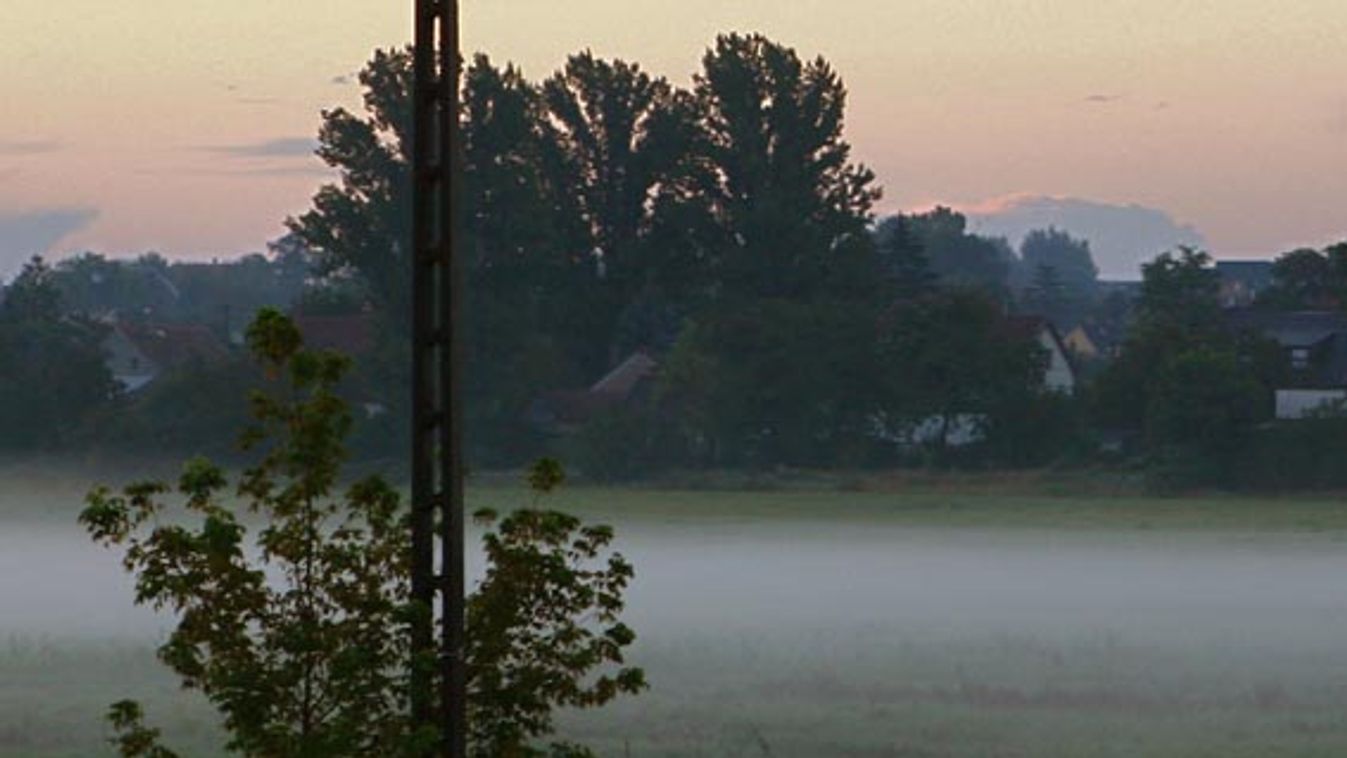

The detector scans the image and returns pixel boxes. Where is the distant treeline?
[4,34,1347,492]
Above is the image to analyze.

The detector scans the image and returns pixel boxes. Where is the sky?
[3,0,1347,278]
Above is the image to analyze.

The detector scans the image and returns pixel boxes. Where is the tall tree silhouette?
[288,48,414,320]
[543,52,712,307]
[696,33,881,300]
[875,215,937,299]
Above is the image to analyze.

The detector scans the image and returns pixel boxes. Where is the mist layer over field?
[5,475,1347,756]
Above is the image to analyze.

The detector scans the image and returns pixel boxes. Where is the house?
[1226,309,1347,419]
[527,351,659,434]
[290,312,387,417]
[1006,316,1077,395]
[1063,325,1100,361]
[103,321,231,392]
[292,313,378,356]
[892,316,1079,450]
[1215,260,1274,308]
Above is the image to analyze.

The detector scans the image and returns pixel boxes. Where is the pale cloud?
[0,207,99,278]
[958,195,1207,279]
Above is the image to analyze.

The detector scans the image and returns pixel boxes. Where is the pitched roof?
[530,390,623,427]
[1063,326,1099,356]
[1215,260,1274,289]
[590,351,658,398]
[1225,309,1347,347]
[292,313,377,356]
[116,322,230,369]
[1227,309,1347,388]
[1006,315,1078,386]
[528,351,661,432]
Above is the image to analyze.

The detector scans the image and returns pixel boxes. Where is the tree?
[696,33,881,301]
[542,51,713,317]
[0,257,115,449]
[873,216,937,300]
[1092,247,1274,485]
[1259,242,1347,310]
[459,53,604,461]
[898,208,1014,294]
[1021,264,1070,327]
[81,310,643,757]
[659,299,881,467]
[1093,248,1221,432]
[288,49,414,320]
[1135,246,1222,332]
[1016,227,1097,327]
[1147,347,1262,454]
[4,255,63,320]
[1018,228,1097,297]
[874,289,1047,459]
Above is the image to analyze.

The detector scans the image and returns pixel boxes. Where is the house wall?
[1276,389,1347,420]
[1063,328,1098,360]
[1040,332,1075,394]
[904,414,986,448]
[102,329,158,392]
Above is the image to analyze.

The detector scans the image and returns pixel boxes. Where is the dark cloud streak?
[202,137,319,159]
[0,140,63,156]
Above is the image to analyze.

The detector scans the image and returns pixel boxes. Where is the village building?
[527,351,659,435]
[292,312,386,417]
[899,317,1078,449]
[1063,325,1100,361]
[102,320,231,392]
[292,312,378,356]
[1007,316,1077,395]
[1227,309,1347,419]
[1215,260,1274,308]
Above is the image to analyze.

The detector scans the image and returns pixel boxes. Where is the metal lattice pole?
[411,1,465,756]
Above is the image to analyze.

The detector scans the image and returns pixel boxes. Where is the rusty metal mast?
[411,1,465,756]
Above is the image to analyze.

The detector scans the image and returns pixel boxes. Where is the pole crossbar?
[411,1,465,757]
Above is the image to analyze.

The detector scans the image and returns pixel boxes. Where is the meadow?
[5,463,1347,756]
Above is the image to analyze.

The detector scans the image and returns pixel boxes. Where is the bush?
[565,406,664,483]
[979,391,1087,469]
[81,310,644,757]
[1233,417,1347,492]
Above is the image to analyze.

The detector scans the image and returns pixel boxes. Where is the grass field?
[5,465,1347,756]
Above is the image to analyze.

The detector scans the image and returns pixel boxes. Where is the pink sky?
[3,0,1346,274]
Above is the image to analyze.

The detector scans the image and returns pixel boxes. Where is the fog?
[6,483,1347,755]
[15,514,1347,644]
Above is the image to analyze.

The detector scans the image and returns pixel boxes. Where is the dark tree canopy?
[0,257,115,449]
[1092,247,1277,485]
[289,48,414,320]
[1260,242,1347,310]
[873,215,937,300]
[1017,227,1098,327]
[697,33,881,300]
[1019,227,1098,295]
[1136,246,1222,334]
[897,207,1013,294]
[542,52,712,303]
[875,289,1047,451]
